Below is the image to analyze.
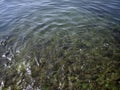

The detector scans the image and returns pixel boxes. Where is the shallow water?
[0,0,120,90]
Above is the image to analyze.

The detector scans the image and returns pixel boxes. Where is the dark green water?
[0,0,120,90]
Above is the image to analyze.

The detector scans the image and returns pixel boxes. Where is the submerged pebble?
[2,54,6,58]
[26,67,31,75]
[0,40,7,46]
[80,49,82,51]
[34,57,40,66]
[7,57,12,61]
[0,81,4,90]
[103,43,109,47]
[16,50,20,54]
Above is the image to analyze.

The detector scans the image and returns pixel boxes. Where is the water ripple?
[0,0,120,89]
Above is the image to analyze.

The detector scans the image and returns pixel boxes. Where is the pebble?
[0,40,7,46]
[34,57,40,66]
[0,81,4,89]
[81,65,83,69]
[26,67,31,75]
[16,50,20,54]
[2,54,6,58]
[103,43,109,47]
[80,49,82,51]
[2,51,10,58]
[17,80,22,85]
[4,64,7,67]
[7,57,12,61]
[25,85,33,90]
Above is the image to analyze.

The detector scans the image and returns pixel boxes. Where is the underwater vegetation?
[0,24,120,90]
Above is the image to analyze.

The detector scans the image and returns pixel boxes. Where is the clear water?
[0,0,120,90]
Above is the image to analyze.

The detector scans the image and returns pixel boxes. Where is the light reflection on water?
[0,0,120,89]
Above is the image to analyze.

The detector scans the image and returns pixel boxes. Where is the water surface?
[0,0,120,90]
